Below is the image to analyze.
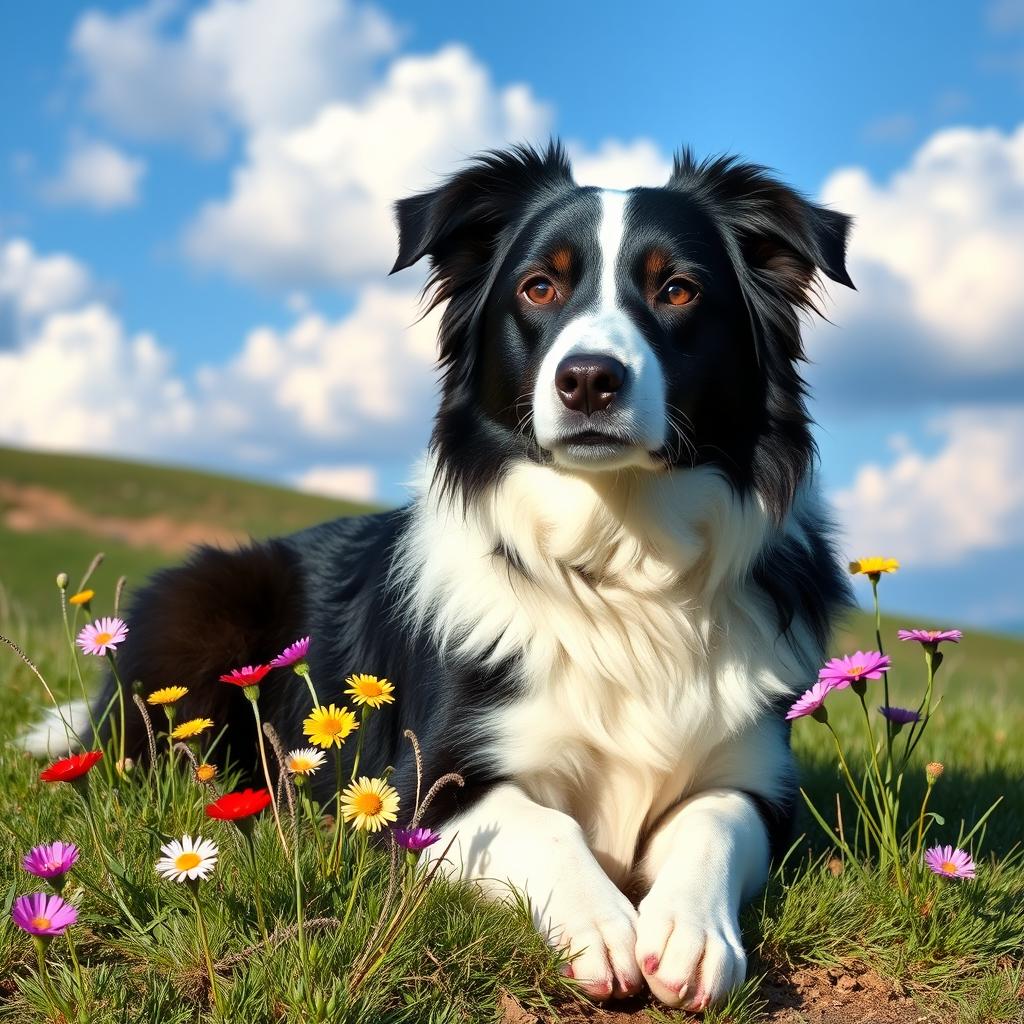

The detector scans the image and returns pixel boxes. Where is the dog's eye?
[658,278,698,307]
[522,277,558,305]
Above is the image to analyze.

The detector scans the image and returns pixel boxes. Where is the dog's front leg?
[635,787,770,1010]
[424,782,643,999]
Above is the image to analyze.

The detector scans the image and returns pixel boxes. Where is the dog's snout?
[555,355,626,415]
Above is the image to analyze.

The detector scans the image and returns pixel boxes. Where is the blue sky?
[2,0,1024,630]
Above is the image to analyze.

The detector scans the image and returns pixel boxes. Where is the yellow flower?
[303,703,359,749]
[171,718,214,740]
[68,589,95,606]
[195,763,218,784]
[343,673,395,709]
[340,776,400,832]
[285,747,326,776]
[848,557,899,578]
[147,685,189,706]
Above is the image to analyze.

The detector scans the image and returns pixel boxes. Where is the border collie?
[30,142,853,1009]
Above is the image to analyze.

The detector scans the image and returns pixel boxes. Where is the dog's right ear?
[389,141,574,282]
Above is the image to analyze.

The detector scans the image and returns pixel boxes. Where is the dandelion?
[39,750,103,783]
[898,628,963,647]
[285,747,326,777]
[269,637,310,669]
[205,788,272,822]
[170,717,214,741]
[304,703,359,749]
[23,842,80,885]
[147,685,189,705]
[341,777,400,832]
[68,589,94,607]
[785,680,836,722]
[218,664,271,689]
[75,616,128,656]
[344,673,395,709]
[878,706,921,726]
[924,845,976,880]
[11,893,77,936]
[848,557,899,579]
[155,835,219,882]
[818,651,891,690]
[195,762,218,784]
[393,826,440,852]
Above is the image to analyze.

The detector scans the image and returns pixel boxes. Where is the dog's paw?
[635,897,746,1010]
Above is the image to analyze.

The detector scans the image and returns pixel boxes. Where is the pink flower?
[818,651,890,690]
[11,893,78,936]
[23,842,80,879]
[786,680,836,721]
[898,628,962,647]
[76,616,128,656]
[924,845,976,880]
[269,637,311,669]
[393,826,441,852]
[218,665,271,688]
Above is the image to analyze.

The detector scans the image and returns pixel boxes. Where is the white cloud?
[294,464,377,501]
[1,239,92,321]
[43,138,146,210]
[809,124,1024,405]
[570,138,672,189]
[184,44,551,285]
[832,408,1024,567]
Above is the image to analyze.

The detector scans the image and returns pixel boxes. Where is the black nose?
[555,354,626,415]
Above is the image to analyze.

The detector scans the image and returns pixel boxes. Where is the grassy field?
[1,448,1022,1022]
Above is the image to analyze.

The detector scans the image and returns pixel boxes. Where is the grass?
[1,449,1022,1022]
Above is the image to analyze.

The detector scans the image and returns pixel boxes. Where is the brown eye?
[522,276,557,305]
[659,278,698,306]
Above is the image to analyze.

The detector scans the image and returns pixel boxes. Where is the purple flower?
[393,826,442,852]
[924,845,976,880]
[878,706,921,726]
[786,680,836,721]
[269,636,311,669]
[898,628,962,647]
[11,893,78,936]
[23,842,80,879]
[818,651,891,690]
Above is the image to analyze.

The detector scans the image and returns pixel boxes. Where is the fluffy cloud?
[294,464,378,502]
[570,138,673,189]
[832,408,1024,567]
[808,124,1024,406]
[42,138,146,210]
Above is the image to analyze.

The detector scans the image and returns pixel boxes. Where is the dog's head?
[391,142,853,519]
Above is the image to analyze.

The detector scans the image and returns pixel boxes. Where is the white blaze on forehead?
[597,190,628,309]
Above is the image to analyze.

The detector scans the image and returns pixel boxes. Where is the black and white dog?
[32,142,854,1009]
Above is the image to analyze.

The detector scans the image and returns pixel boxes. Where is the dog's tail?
[19,698,91,758]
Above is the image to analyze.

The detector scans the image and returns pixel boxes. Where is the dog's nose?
[555,355,626,415]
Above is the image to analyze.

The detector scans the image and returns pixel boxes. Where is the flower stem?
[242,830,269,940]
[191,885,222,1013]
[247,694,290,855]
[293,816,307,971]
[105,652,128,770]
[33,936,62,1016]
[329,744,345,875]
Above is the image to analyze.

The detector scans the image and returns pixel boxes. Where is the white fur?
[532,190,667,468]
[19,699,89,757]
[401,458,823,1002]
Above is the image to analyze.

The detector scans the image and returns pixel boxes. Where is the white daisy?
[155,835,218,883]
[285,747,327,776]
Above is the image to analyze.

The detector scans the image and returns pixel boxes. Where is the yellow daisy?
[170,718,214,740]
[195,763,218,784]
[147,685,189,706]
[343,673,395,709]
[303,703,359,749]
[340,776,400,832]
[849,557,899,578]
[68,589,95,607]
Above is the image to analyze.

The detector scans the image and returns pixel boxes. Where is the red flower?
[205,788,273,821]
[39,750,104,783]
[218,664,271,687]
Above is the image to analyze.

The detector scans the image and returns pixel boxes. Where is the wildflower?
[285,747,326,776]
[303,703,359,749]
[926,761,945,783]
[205,788,272,821]
[785,680,836,722]
[39,750,103,783]
[897,628,963,647]
[23,842,80,880]
[818,651,891,690]
[878,706,921,726]
[11,893,77,936]
[76,616,128,656]
[340,777,400,832]
[147,685,189,706]
[195,763,218,784]
[848,557,899,579]
[170,718,214,741]
[117,757,134,776]
[344,673,396,709]
[269,636,310,669]
[218,664,271,688]
[924,845,976,880]
[68,589,95,607]
[155,836,219,882]
[56,572,69,590]
[393,826,441,852]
